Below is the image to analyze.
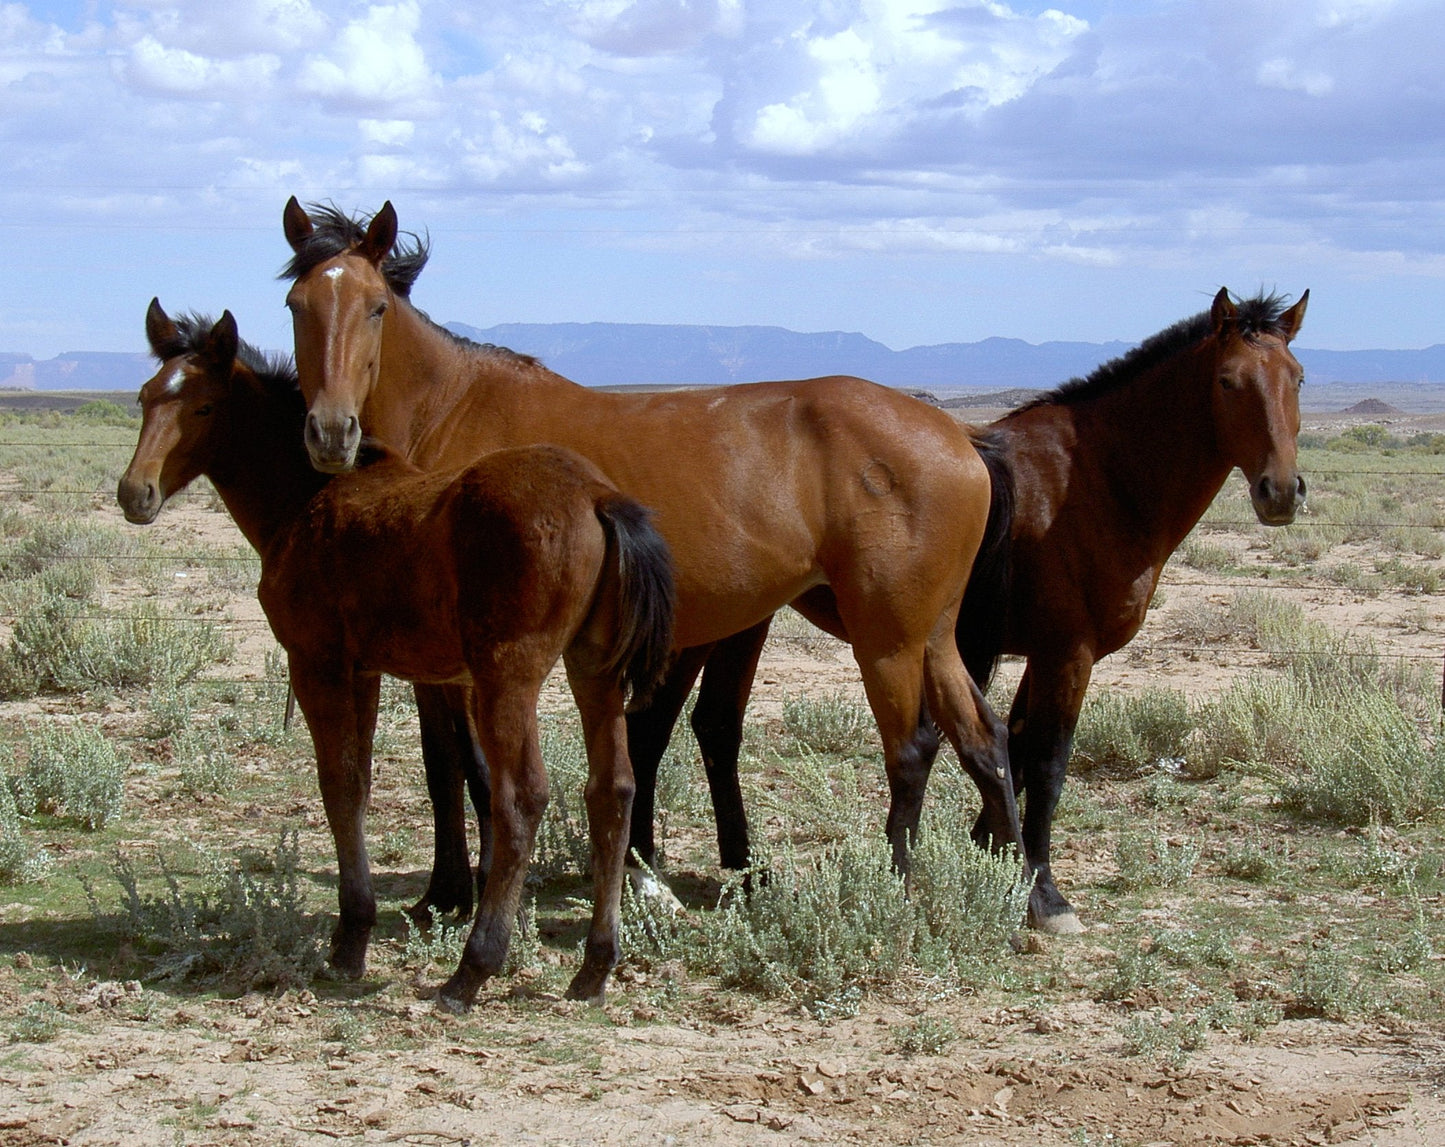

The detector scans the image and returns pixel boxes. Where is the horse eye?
[1218,375,1240,390]
[195,404,213,417]
[371,301,388,319]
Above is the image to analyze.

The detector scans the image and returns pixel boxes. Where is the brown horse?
[117,301,676,1010]
[646,287,1310,932]
[279,197,1024,917]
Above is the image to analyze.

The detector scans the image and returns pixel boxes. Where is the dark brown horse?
[648,287,1310,931]
[279,198,1025,914]
[117,301,676,1010]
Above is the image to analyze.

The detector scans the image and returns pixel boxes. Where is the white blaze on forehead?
[324,266,346,282]
[160,366,186,395]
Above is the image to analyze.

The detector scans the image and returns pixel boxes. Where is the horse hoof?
[626,864,684,916]
[435,992,471,1015]
[1031,909,1084,936]
[564,976,608,1006]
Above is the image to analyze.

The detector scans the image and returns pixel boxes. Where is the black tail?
[595,494,676,704]
[957,429,1015,692]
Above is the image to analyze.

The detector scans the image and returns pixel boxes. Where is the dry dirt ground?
[3,409,1445,1145]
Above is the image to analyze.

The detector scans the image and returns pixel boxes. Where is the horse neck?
[375,300,584,465]
[205,394,328,555]
[1031,341,1233,555]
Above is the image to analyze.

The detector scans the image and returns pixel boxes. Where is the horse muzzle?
[117,475,162,525]
[1251,472,1306,526]
[304,410,362,473]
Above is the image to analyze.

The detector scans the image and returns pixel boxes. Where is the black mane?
[276,202,540,369]
[151,311,298,394]
[277,202,429,297]
[1019,291,1298,412]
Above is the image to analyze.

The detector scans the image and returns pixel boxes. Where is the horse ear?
[358,201,398,265]
[204,311,240,373]
[283,196,313,253]
[1210,287,1237,339]
[145,298,178,357]
[1277,289,1309,343]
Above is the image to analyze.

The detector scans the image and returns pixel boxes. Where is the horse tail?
[594,493,677,704]
[956,429,1016,693]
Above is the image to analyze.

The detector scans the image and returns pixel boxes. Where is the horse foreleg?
[410,681,490,926]
[1012,656,1092,934]
[290,659,381,977]
[566,671,635,1004]
[690,619,771,871]
[438,687,546,1013]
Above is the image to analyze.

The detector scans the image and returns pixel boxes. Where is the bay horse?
[279,198,1024,922]
[641,287,1311,932]
[117,301,676,1010]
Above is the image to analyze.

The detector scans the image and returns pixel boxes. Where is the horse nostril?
[1296,475,1307,500]
[1256,475,1274,502]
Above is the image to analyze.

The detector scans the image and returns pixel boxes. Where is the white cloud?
[360,118,416,146]
[118,0,330,55]
[739,1,1088,157]
[297,1,437,110]
[1257,57,1334,97]
[559,0,745,55]
[120,35,281,97]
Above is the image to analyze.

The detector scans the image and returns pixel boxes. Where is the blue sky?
[2,0,1443,360]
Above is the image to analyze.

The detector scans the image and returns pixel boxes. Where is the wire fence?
[5,435,1445,718]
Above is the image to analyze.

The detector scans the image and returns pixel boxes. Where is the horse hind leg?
[564,667,636,1004]
[848,643,938,872]
[689,619,772,872]
[922,632,1026,863]
[437,686,548,1013]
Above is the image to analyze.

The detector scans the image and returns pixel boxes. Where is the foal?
[117,302,675,1010]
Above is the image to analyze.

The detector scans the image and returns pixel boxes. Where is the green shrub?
[0,779,51,884]
[8,1000,64,1044]
[1113,831,1200,890]
[104,830,326,989]
[893,1014,957,1056]
[11,722,126,830]
[1291,943,1372,1020]
[70,399,138,427]
[781,692,876,756]
[1071,688,1192,776]
[702,835,918,1003]
[174,720,235,797]
[698,785,1029,1007]
[531,715,592,878]
[1188,675,1311,779]
[0,594,233,698]
[1274,689,1445,826]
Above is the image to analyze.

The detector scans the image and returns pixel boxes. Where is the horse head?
[282,196,399,473]
[1208,287,1309,526]
[118,300,240,524]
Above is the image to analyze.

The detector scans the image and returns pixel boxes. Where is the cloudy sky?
[2,0,1443,360]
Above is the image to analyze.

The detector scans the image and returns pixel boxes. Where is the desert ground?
[1,398,1444,1145]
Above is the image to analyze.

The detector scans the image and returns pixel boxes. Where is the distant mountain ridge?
[449,321,1445,392]
[5,322,1445,394]
[447,321,1136,389]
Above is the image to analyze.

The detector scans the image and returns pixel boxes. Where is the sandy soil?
[3,411,1445,1145]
